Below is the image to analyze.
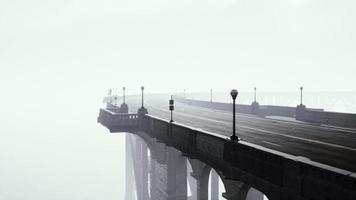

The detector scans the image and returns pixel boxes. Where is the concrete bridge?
[98,101,356,200]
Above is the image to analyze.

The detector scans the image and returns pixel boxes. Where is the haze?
[1,1,356,199]
[1,0,356,99]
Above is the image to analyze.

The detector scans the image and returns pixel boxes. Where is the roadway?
[123,95,356,172]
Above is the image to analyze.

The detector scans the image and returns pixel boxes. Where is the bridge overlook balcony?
[97,108,139,132]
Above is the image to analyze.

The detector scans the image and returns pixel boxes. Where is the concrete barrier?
[176,98,297,117]
[177,98,356,129]
[259,105,296,117]
[299,109,356,128]
[176,98,252,114]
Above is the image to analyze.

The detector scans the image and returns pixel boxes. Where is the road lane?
[123,95,356,172]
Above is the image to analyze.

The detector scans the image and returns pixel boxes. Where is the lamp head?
[230,89,238,100]
[141,86,144,91]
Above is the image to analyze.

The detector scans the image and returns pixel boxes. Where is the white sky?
[1,0,356,102]
[0,1,356,198]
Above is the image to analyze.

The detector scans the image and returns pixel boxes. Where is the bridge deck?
[124,95,356,173]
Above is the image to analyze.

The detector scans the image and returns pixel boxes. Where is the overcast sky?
[0,1,356,198]
[1,0,356,103]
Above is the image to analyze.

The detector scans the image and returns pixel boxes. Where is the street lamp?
[210,89,213,103]
[123,87,126,104]
[169,95,174,123]
[300,86,303,105]
[141,86,145,108]
[254,87,257,102]
[109,89,113,103]
[230,89,239,141]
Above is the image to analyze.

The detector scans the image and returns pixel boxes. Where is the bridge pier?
[222,179,250,200]
[189,159,211,200]
[188,173,197,200]
[210,170,219,200]
[167,147,188,200]
[149,151,157,200]
[148,138,187,200]
[125,134,135,200]
[132,136,149,200]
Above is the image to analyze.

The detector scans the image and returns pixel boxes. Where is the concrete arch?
[221,178,250,200]
[246,187,268,200]
[129,132,274,200]
[129,132,189,200]
[188,158,212,200]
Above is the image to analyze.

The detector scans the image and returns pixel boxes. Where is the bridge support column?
[149,148,157,200]
[125,134,135,200]
[189,159,211,200]
[148,140,187,200]
[210,170,219,200]
[188,174,197,200]
[167,147,188,200]
[140,140,149,200]
[130,135,149,200]
[222,179,250,200]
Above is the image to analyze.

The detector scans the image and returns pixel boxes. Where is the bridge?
[98,89,356,200]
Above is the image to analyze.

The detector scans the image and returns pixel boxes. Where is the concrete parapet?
[260,105,296,118]
[97,108,139,132]
[176,98,297,118]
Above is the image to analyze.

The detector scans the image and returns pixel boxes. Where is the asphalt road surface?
[122,94,356,172]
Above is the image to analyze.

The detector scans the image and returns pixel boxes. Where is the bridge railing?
[301,109,356,128]
[97,108,139,129]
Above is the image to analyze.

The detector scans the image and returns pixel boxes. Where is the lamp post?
[254,87,257,102]
[210,89,213,103]
[141,86,144,108]
[169,95,174,123]
[300,86,303,105]
[109,89,113,103]
[184,89,186,99]
[230,89,239,141]
[123,87,126,104]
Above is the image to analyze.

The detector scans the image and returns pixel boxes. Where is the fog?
[0,0,355,199]
[1,0,356,99]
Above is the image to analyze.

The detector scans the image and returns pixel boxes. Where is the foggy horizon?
[1,0,356,99]
[1,0,356,199]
